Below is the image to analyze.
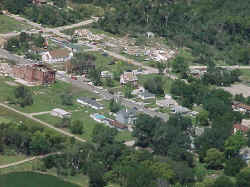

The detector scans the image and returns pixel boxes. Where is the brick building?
[12,64,56,84]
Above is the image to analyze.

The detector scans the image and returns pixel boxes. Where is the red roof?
[234,124,249,133]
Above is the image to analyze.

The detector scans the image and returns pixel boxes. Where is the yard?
[0,15,31,34]
[34,107,134,143]
[9,80,98,113]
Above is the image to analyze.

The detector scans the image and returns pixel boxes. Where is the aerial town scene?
[0,0,250,186]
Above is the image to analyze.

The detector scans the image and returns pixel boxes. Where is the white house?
[42,48,73,63]
[51,108,71,118]
[101,71,113,78]
[120,71,138,86]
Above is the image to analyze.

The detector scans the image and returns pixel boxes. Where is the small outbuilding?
[51,108,71,118]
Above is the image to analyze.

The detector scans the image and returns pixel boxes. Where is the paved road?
[0,103,86,143]
[190,65,250,70]
[57,75,169,121]
[0,152,61,169]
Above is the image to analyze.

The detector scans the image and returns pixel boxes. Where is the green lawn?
[0,155,28,165]
[240,69,250,82]
[0,172,79,187]
[11,80,98,113]
[0,15,31,34]
[34,108,134,142]
[0,77,18,102]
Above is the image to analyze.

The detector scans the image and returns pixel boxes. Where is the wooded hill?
[89,0,250,65]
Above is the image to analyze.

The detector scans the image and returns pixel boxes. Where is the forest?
[92,0,250,65]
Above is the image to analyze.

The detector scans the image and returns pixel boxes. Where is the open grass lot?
[0,172,79,187]
[0,77,18,102]
[35,108,134,142]
[240,69,250,82]
[0,155,28,165]
[11,80,98,113]
[0,15,31,34]
[0,106,42,127]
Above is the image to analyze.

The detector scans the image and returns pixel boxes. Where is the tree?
[34,34,45,48]
[171,56,189,78]
[92,125,117,146]
[235,94,245,103]
[119,164,157,187]
[156,62,166,74]
[204,148,224,170]
[224,132,247,159]
[196,110,209,126]
[87,163,106,187]
[30,131,50,155]
[143,76,164,96]
[14,86,33,107]
[123,83,133,98]
[133,114,161,147]
[70,120,83,134]
[224,157,247,176]
[109,99,121,113]
[214,176,235,187]
[61,93,73,106]
[236,167,250,187]
[88,68,102,86]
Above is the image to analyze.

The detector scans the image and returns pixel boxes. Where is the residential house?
[42,48,73,63]
[233,119,250,134]
[0,37,7,48]
[65,60,95,75]
[239,147,250,164]
[32,0,47,5]
[77,97,104,110]
[232,101,250,114]
[12,64,56,84]
[101,71,113,78]
[138,90,155,100]
[51,108,71,119]
[171,105,190,114]
[0,63,11,77]
[116,108,137,125]
[120,71,138,86]
[109,120,127,131]
[156,98,177,108]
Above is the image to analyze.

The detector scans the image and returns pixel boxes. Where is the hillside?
[94,0,250,65]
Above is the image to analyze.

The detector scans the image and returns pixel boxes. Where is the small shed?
[51,108,71,118]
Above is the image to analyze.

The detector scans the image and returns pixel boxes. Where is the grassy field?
[34,108,134,142]
[240,69,250,82]
[0,77,18,102]
[0,155,28,165]
[0,172,79,187]
[0,15,31,34]
[10,80,98,113]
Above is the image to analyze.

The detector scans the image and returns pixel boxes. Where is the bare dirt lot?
[222,83,250,97]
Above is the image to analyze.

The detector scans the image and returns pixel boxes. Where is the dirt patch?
[5,81,18,86]
[222,84,250,97]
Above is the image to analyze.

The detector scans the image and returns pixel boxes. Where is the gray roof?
[139,90,155,98]
[78,97,103,108]
[117,108,137,118]
[173,105,190,114]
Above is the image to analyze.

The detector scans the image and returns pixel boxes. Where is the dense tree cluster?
[7,85,34,107]
[0,122,65,155]
[93,0,250,65]
[2,0,93,27]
